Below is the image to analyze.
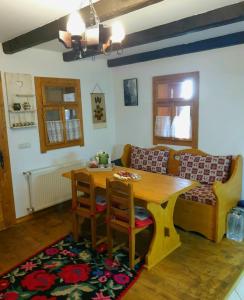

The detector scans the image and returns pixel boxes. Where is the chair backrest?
[106,178,135,228]
[71,170,96,214]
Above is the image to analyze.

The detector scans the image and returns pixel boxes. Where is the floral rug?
[0,235,143,300]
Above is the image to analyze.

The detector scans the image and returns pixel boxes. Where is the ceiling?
[0,0,243,59]
[0,0,99,42]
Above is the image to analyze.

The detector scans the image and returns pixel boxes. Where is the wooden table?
[63,166,198,269]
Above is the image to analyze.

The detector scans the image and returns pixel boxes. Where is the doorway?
[0,74,16,229]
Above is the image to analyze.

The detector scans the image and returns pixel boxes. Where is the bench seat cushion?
[180,185,216,206]
[131,146,169,174]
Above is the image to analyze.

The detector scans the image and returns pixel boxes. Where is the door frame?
[0,73,16,228]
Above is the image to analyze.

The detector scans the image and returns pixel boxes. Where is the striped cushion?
[131,146,169,174]
[180,185,216,206]
[179,153,232,184]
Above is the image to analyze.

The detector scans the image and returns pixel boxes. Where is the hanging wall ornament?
[91,84,107,128]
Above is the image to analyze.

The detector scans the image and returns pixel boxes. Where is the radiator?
[23,160,84,213]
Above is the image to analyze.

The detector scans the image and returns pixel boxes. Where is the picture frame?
[123,78,138,106]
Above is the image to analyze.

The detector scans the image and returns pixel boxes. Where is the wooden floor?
[0,203,243,300]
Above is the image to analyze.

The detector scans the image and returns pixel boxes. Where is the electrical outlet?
[18,143,31,149]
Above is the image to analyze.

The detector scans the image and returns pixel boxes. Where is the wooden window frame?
[35,77,84,153]
[153,72,199,147]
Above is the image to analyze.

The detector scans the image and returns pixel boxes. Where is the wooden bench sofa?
[118,144,243,242]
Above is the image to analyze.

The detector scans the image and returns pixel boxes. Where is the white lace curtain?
[155,106,192,139]
[46,119,81,143]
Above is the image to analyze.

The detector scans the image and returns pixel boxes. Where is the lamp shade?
[67,11,86,36]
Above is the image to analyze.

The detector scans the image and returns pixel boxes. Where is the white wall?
[111,44,244,197]
[0,47,115,218]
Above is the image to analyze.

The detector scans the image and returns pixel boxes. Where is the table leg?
[144,193,181,270]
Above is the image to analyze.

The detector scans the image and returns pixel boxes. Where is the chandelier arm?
[89,0,100,25]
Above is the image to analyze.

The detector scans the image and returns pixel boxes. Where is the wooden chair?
[71,170,106,248]
[106,178,153,269]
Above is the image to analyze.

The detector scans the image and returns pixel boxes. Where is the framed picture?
[123,78,138,106]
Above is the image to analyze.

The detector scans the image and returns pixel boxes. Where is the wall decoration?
[5,72,36,128]
[91,84,107,129]
[123,78,138,106]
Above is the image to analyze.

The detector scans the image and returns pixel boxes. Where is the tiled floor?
[228,274,244,300]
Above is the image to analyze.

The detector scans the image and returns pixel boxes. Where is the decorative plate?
[113,170,141,181]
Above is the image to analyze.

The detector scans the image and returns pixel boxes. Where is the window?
[153,72,199,147]
[35,77,84,153]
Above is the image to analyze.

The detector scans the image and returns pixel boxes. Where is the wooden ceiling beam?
[63,1,244,62]
[2,0,164,54]
[107,31,244,67]
[122,1,244,48]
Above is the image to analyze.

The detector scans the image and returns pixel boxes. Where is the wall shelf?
[15,94,34,97]
[4,73,37,129]
[8,95,36,128]
[8,109,36,113]
[11,124,36,129]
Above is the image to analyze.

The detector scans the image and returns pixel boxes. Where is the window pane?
[45,87,64,104]
[180,79,193,100]
[45,110,60,121]
[45,110,64,143]
[155,106,171,137]
[157,106,171,116]
[157,83,169,99]
[171,106,192,139]
[64,87,75,102]
[169,79,194,100]
[45,86,76,104]
[170,82,182,98]
[65,109,81,141]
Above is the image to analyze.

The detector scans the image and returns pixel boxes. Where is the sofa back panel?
[168,148,209,176]
[230,156,238,176]
[153,146,171,152]
[121,144,237,178]
[121,144,132,167]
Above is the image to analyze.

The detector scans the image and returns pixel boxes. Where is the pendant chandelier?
[59,0,125,59]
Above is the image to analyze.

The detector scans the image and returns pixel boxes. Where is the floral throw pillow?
[179,153,232,184]
[130,146,169,174]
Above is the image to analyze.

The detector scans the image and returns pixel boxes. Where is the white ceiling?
[0,0,98,42]
[104,0,242,34]
[0,0,243,58]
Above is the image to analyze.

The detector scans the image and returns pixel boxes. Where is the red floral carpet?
[0,235,143,300]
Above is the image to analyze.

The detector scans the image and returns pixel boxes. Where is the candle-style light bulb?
[111,21,125,44]
[67,11,86,36]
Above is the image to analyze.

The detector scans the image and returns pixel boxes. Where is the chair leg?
[129,233,135,269]
[107,225,113,259]
[91,218,97,249]
[72,212,79,241]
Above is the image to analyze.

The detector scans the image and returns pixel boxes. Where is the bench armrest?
[212,155,242,242]
[213,155,242,207]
